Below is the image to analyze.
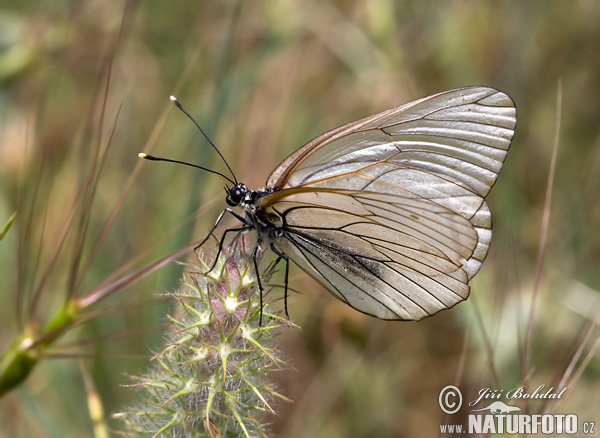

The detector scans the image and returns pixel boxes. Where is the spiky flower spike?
[115,238,290,437]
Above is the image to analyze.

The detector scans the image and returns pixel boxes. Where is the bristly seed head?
[116,237,290,437]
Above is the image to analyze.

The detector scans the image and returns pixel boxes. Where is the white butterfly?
[142,86,516,321]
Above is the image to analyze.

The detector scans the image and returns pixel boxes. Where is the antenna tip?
[138,153,148,159]
[170,95,178,103]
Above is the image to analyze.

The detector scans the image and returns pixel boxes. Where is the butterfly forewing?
[267,87,514,197]
[258,87,516,320]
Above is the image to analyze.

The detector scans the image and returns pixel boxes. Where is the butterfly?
[140,86,516,322]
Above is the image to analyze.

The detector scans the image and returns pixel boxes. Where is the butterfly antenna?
[138,153,235,185]
[170,95,238,184]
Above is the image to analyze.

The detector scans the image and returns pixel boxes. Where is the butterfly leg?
[270,244,290,320]
[203,225,252,276]
[196,208,251,275]
[251,236,265,325]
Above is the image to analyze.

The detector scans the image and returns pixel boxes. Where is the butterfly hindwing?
[257,188,476,320]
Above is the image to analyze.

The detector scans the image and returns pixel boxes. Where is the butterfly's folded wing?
[258,87,516,320]
[259,188,479,320]
[267,87,516,200]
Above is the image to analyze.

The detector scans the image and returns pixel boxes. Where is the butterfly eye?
[226,183,248,206]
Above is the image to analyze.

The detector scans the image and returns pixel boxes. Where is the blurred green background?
[1,0,599,436]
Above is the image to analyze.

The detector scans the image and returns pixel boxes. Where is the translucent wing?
[266,87,516,197]
[259,87,516,320]
[259,188,480,320]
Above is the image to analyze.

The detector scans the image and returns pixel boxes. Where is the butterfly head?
[226,183,249,207]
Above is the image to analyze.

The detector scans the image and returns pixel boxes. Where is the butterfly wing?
[257,188,478,320]
[267,87,515,196]
[259,87,516,320]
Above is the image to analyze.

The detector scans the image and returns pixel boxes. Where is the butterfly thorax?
[226,183,283,239]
